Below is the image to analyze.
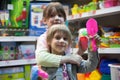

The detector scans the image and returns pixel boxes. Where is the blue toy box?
[29,3,49,36]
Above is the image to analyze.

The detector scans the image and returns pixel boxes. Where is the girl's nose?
[59,38,66,46]
[54,15,59,19]
[54,15,64,24]
[59,38,64,42]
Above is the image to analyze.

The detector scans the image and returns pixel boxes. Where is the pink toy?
[86,18,98,51]
[31,65,48,80]
[38,69,49,78]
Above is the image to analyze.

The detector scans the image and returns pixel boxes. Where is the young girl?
[42,24,99,80]
[35,2,83,67]
[32,2,84,80]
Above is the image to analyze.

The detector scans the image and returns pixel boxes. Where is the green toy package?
[10,0,30,28]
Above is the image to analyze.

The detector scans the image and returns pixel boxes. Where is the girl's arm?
[77,50,99,73]
[77,35,101,73]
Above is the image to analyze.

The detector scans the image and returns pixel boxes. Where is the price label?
[7,4,13,10]
[79,13,82,17]
[74,14,79,19]
[87,10,96,16]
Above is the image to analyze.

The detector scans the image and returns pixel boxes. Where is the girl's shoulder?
[38,32,47,39]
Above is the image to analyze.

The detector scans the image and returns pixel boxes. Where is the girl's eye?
[58,14,63,17]
[63,37,68,41]
[55,36,61,40]
[54,35,68,41]
[50,14,55,17]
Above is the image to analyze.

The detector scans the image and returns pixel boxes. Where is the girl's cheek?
[59,17,64,23]
[65,41,69,46]
[49,18,53,23]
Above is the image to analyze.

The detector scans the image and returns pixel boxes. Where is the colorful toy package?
[0,42,16,60]
[10,0,30,28]
[18,44,35,59]
[0,66,24,80]
[29,3,49,36]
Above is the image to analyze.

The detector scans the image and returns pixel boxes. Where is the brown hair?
[43,2,66,21]
[47,24,72,47]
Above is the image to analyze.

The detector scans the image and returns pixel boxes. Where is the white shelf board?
[98,48,120,54]
[0,48,120,67]
[71,48,120,54]
[0,36,38,42]
[67,6,120,21]
[0,59,36,67]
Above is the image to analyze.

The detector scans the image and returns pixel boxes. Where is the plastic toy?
[71,4,79,15]
[16,7,27,21]
[77,73,85,80]
[16,1,27,26]
[31,65,48,80]
[88,1,97,11]
[78,28,88,51]
[86,18,98,51]
[38,69,49,78]
[0,12,5,26]
[89,69,102,80]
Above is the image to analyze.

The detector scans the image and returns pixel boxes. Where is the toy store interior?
[0,0,120,80]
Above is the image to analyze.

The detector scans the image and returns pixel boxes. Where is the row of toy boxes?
[99,26,120,48]
[0,65,31,80]
[0,42,35,61]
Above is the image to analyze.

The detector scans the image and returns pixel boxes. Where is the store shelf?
[67,6,120,21]
[0,36,38,42]
[0,59,36,67]
[71,48,120,54]
[0,48,119,67]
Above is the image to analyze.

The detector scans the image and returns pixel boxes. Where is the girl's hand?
[89,34,101,46]
[68,54,83,66]
[88,34,102,51]
[61,54,83,66]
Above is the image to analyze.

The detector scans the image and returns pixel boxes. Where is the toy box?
[0,42,16,60]
[29,3,49,36]
[0,10,10,28]
[10,0,30,28]
[18,44,35,59]
[104,0,119,8]
[0,66,24,80]
[0,73,25,80]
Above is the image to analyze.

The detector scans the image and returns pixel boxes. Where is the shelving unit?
[0,0,120,79]
[67,6,120,21]
[0,6,120,67]
[68,6,120,54]
[0,36,37,67]
[0,47,120,67]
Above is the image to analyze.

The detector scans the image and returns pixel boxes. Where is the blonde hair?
[43,2,66,21]
[47,24,72,46]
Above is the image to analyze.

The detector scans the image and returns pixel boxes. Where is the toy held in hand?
[86,18,98,51]
[31,65,48,80]
[38,69,49,79]
[78,28,88,51]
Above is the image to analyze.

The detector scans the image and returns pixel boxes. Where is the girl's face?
[50,31,69,55]
[44,14,65,28]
